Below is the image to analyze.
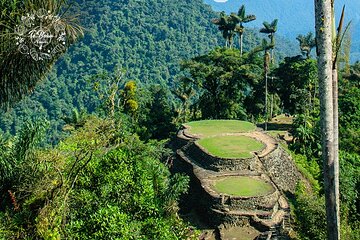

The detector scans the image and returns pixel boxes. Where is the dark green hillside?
[0,0,297,139]
[0,0,223,137]
[60,0,222,85]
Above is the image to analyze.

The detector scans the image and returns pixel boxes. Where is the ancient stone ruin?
[173,120,305,239]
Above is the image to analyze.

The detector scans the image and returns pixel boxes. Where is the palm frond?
[260,28,271,34]
[262,21,271,30]
[243,14,256,23]
[229,13,239,23]
[238,5,245,19]
[271,19,278,29]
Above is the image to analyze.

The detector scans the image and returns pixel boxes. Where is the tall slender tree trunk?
[265,71,268,131]
[314,0,340,239]
[332,68,339,215]
[264,51,270,131]
[240,33,243,56]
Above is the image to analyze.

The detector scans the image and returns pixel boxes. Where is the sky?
[205,0,360,41]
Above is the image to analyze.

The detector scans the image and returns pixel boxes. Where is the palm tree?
[296,32,316,58]
[0,0,83,109]
[212,11,237,48]
[260,39,273,131]
[314,0,340,239]
[260,19,278,63]
[212,11,229,48]
[232,5,256,56]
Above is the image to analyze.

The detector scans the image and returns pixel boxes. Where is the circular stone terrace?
[181,120,277,158]
[197,135,265,159]
[183,120,256,138]
[179,120,281,210]
[212,176,274,197]
[177,120,292,237]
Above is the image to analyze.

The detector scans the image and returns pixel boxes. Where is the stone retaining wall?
[175,149,281,226]
[173,128,301,232]
[259,145,303,194]
[202,175,279,212]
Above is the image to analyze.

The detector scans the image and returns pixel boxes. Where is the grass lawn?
[197,135,264,159]
[267,130,287,139]
[221,226,260,240]
[270,114,293,124]
[184,120,255,137]
[213,176,274,197]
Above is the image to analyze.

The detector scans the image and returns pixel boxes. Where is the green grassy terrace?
[213,176,274,197]
[183,120,256,138]
[197,135,264,159]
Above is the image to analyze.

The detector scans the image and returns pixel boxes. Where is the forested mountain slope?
[0,0,220,137]
[0,0,297,139]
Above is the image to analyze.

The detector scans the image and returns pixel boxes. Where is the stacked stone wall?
[259,146,303,194]
[173,126,303,232]
[185,142,263,172]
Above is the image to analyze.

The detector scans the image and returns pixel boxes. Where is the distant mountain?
[204,0,360,61]
[0,0,297,138]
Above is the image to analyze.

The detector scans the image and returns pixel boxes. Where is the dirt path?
[241,130,278,157]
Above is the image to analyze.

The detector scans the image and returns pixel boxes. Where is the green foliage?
[211,11,238,48]
[180,48,263,120]
[293,182,327,240]
[296,32,316,58]
[339,151,360,224]
[291,113,321,158]
[0,116,194,239]
[0,118,49,211]
[291,153,321,192]
[211,5,256,51]
[136,85,177,140]
[274,56,318,115]
[122,81,139,115]
[339,64,360,154]
[0,0,222,142]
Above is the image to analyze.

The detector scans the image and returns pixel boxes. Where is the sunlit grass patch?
[197,135,264,159]
[184,120,255,137]
[213,176,274,197]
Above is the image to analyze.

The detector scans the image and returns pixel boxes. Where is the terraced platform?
[212,176,274,197]
[183,120,256,138]
[174,120,304,239]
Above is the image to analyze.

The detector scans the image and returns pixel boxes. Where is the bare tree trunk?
[240,34,243,56]
[265,72,268,131]
[270,94,273,120]
[314,0,340,239]
[332,66,340,233]
[264,51,270,131]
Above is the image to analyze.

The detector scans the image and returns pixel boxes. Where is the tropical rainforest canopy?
[0,0,359,239]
